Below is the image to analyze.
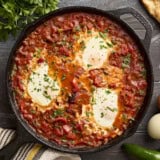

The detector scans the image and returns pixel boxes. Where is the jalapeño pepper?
[122,143,160,160]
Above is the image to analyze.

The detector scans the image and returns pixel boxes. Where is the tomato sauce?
[11,12,147,148]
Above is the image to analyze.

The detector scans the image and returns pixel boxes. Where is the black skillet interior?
[1,6,154,160]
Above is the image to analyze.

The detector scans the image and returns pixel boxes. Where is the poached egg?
[27,63,60,106]
[92,87,118,128]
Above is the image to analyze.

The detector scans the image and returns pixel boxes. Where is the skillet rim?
[6,6,154,153]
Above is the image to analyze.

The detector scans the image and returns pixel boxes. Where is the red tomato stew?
[11,12,147,148]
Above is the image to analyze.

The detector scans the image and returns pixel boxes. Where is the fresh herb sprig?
[0,0,59,41]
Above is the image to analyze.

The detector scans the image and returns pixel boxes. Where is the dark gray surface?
[0,0,160,159]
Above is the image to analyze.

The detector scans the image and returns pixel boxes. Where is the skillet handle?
[0,123,38,160]
[108,7,152,51]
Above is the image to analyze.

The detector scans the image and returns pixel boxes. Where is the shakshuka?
[11,12,147,148]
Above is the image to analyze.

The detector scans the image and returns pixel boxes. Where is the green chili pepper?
[122,143,160,160]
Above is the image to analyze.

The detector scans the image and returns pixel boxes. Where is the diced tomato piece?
[93,76,105,87]
[89,69,105,87]
[67,132,76,140]
[59,46,69,56]
[89,69,102,77]
[138,80,147,89]
[41,121,50,131]
[37,58,44,63]
[71,78,81,92]
[23,114,33,121]
[63,125,72,133]
[53,117,67,124]
[76,122,83,131]
[87,22,93,29]
[54,128,64,136]
[57,16,64,22]
[74,67,84,77]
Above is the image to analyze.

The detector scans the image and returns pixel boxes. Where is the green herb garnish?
[79,40,86,50]
[52,109,64,118]
[105,106,117,112]
[0,0,59,41]
[87,30,92,34]
[43,91,51,100]
[101,112,104,118]
[99,32,107,39]
[105,89,111,94]
[122,113,128,121]
[141,70,147,78]
[30,109,36,114]
[61,74,66,81]
[104,29,108,33]
[90,96,96,105]
[100,44,107,49]
[86,111,93,117]
[87,64,92,68]
[74,26,81,32]
[106,42,113,48]
[122,54,131,69]
[139,90,145,96]
[44,74,49,82]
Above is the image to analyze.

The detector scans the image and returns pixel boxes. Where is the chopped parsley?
[122,54,131,69]
[139,90,145,96]
[90,96,96,105]
[87,64,92,68]
[105,89,111,94]
[101,112,104,118]
[99,32,107,39]
[87,30,92,34]
[86,111,93,117]
[29,77,33,82]
[44,74,49,82]
[141,69,147,78]
[80,40,86,50]
[37,88,41,92]
[33,48,42,58]
[104,29,108,33]
[52,109,64,118]
[61,74,66,81]
[105,106,117,112]
[50,86,59,91]
[100,44,107,49]
[106,42,113,48]
[30,109,36,114]
[43,91,51,100]
[122,113,128,121]
[73,26,81,32]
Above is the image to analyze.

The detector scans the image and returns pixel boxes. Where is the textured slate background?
[0,0,160,159]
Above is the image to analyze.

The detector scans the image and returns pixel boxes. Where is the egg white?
[74,31,114,70]
[27,63,60,106]
[92,87,118,128]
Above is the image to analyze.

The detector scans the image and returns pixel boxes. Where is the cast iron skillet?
[0,6,153,160]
